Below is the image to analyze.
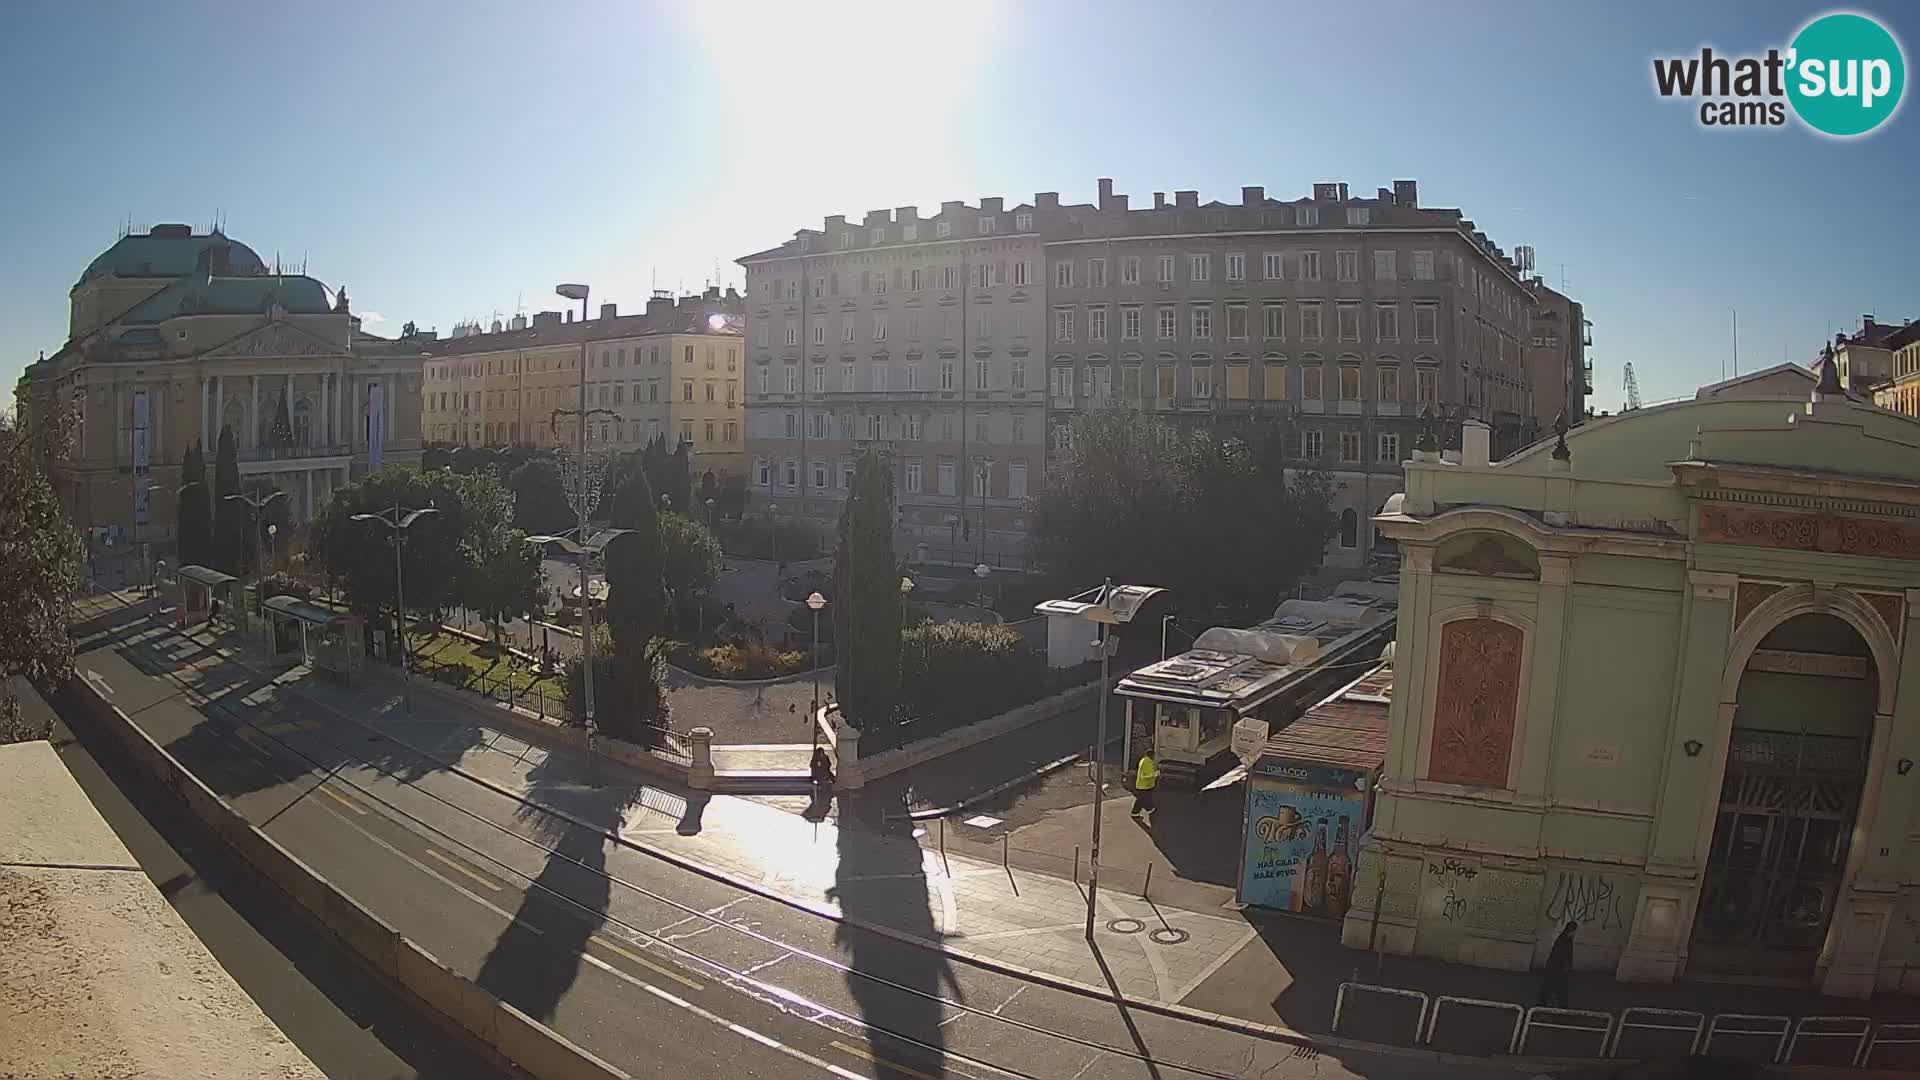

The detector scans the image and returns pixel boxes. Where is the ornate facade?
[15,225,424,562]
[1348,361,1920,998]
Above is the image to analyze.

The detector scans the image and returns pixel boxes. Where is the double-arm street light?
[526,527,636,788]
[351,505,439,712]
[223,487,287,626]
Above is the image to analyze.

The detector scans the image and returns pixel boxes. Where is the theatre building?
[1347,355,1920,997]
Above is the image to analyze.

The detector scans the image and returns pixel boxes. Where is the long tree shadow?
[827,780,964,1077]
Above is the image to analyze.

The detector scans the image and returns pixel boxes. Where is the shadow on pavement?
[829,781,963,1077]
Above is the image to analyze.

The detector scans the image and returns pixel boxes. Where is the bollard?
[939,818,951,877]
[1074,845,1081,886]
[1142,861,1154,899]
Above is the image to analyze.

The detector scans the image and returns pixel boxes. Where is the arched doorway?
[1690,612,1877,979]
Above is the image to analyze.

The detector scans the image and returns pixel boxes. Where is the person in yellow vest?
[1131,752,1157,824]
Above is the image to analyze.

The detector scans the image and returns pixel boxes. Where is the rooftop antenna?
[1731,308,1739,378]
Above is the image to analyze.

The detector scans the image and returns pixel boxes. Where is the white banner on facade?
[131,389,151,525]
[367,380,385,470]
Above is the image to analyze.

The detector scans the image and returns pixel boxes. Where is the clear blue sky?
[3,0,1915,406]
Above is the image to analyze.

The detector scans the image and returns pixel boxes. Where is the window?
[1189,254,1210,282]
[724,421,737,443]
[1226,253,1245,282]
[1157,255,1175,283]
[812,323,825,345]
[936,221,953,238]
[906,362,921,391]
[1347,206,1371,226]
[1054,261,1073,288]
[905,460,923,492]
[784,365,799,393]
[684,380,695,402]
[1374,250,1397,281]
[812,461,828,489]
[703,419,715,443]
[1337,303,1360,342]
[1007,461,1028,499]
[652,382,662,403]
[1414,304,1439,343]
[1190,305,1213,341]
[1157,306,1177,340]
[1339,430,1361,462]
[975,359,991,390]
[1258,254,1281,282]
[1155,363,1177,401]
[1378,432,1400,463]
[978,216,997,234]
[1015,211,1033,231]
[1298,205,1322,226]
[1412,250,1435,280]
[1010,414,1026,443]
[806,413,824,439]
[842,361,856,389]
[1088,258,1107,288]
[1263,360,1289,400]
[974,413,989,443]
[839,319,855,344]
[810,363,825,392]
[873,313,888,341]
[1122,255,1140,284]
[1011,259,1029,286]
[1191,363,1214,399]
[1302,364,1324,401]
[755,458,771,486]
[1121,306,1142,341]
[1339,366,1361,400]
[785,323,798,346]
[1054,308,1075,343]
[1376,304,1400,342]
[905,415,923,439]
[1089,307,1108,342]
[873,363,889,392]
[938,462,956,495]
[756,367,769,396]
[1010,359,1027,389]
[1299,251,1321,281]
[1416,366,1438,404]
[1259,305,1285,343]
[784,412,798,437]
[1303,429,1323,458]
[839,230,854,249]
[874,272,888,295]
[1378,366,1399,402]
[1220,304,1247,341]
[972,460,990,498]
[1336,251,1358,282]
[940,360,955,390]
[1300,303,1323,342]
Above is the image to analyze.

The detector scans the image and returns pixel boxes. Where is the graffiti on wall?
[1428,858,1478,923]
[1542,870,1629,930]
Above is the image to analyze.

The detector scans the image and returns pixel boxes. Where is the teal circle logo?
[1787,13,1905,136]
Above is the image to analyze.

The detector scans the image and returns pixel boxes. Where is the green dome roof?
[76,226,268,287]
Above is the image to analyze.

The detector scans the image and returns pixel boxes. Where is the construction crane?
[1622,362,1643,411]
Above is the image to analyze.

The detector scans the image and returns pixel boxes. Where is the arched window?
[1339,508,1358,548]
[291,398,312,447]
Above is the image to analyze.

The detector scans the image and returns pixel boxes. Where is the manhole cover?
[1106,918,1146,934]
[1149,928,1191,945]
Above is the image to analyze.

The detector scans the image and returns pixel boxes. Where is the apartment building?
[1873,326,1920,418]
[422,289,747,480]
[737,201,1048,565]
[1043,179,1544,564]
[1525,280,1590,423]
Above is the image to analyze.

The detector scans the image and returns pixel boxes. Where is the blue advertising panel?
[1241,765,1367,919]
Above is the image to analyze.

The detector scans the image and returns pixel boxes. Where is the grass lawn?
[410,631,563,698]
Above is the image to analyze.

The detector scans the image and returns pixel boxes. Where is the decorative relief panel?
[1862,592,1905,644]
[1428,618,1523,788]
[1734,581,1784,630]
[1699,505,1920,561]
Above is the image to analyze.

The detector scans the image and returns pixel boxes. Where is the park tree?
[507,456,574,536]
[176,442,211,568]
[658,512,723,635]
[212,426,241,574]
[601,465,670,733]
[0,405,82,742]
[830,449,901,731]
[1028,409,1185,591]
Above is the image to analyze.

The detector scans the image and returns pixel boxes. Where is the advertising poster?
[366,381,385,470]
[131,389,151,524]
[1241,762,1367,919]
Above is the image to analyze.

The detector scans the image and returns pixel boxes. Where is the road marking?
[424,847,503,892]
[622,973,864,1080]
[309,802,537,932]
[830,1039,941,1080]
[590,935,704,991]
[83,669,116,698]
[316,785,368,816]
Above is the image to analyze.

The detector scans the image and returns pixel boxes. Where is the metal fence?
[1333,981,1917,1069]
[411,653,692,765]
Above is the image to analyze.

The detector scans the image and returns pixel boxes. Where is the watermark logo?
[1652,11,1905,137]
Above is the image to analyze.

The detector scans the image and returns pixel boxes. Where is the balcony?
[237,442,355,464]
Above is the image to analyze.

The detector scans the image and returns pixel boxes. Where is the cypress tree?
[212,427,241,574]
[831,448,901,731]
[177,442,210,567]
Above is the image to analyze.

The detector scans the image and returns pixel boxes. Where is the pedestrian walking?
[1538,920,1578,1008]
[1131,752,1158,824]
[809,746,836,807]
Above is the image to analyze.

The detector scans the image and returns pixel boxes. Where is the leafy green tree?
[715,473,748,521]
[898,621,1044,733]
[308,466,495,625]
[659,512,723,635]
[601,466,670,732]
[0,406,82,742]
[176,442,211,568]
[212,426,241,574]
[831,449,901,731]
[507,457,574,536]
[463,529,544,646]
[1028,409,1185,590]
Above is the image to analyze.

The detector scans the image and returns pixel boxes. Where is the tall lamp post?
[806,591,827,748]
[223,487,287,629]
[350,504,439,712]
[973,562,992,609]
[525,528,635,789]
[767,502,780,565]
[898,575,914,625]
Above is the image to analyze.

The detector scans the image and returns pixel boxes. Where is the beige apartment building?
[422,289,747,480]
[1525,280,1590,423]
[738,202,1049,565]
[740,179,1577,568]
[15,225,424,559]
[1874,328,1920,418]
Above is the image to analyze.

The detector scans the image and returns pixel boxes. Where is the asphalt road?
[65,595,1496,1080]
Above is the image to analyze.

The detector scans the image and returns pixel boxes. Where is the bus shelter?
[174,565,239,628]
[261,595,366,686]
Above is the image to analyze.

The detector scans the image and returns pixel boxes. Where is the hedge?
[897,620,1045,731]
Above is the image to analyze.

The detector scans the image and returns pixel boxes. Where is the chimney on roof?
[565,311,573,323]
[1377,187,1391,201]
[532,311,560,329]
[940,200,963,216]
[1393,180,1419,207]
[1242,186,1264,205]
[705,285,720,300]
[1153,192,1166,210]
[863,209,891,227]
[1035,192,1059,210]
[647,293,673,319]
[1097,178,1115,209]
[491,319,503,333]
[599,302,617,320]
[825,214,847,231]
[512,314,529,331]
[725,286,740,300]
[1174,190,1198,209]
[980,197,1003,214]
[896,205,918,222]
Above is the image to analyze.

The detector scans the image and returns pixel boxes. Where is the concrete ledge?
[67,674,631,1080]
[846,681,1100,787]
[413,677,691,784]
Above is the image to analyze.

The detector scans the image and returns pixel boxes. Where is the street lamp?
[767,502,781,565]
[806,591,827,749]
[351,505,440,712]
[973,562,991,609]
[223,487,287,625]
[704,496,716,528]
[526,527,637,788]
[898,575,914,625]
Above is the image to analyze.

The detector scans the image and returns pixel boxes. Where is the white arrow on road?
[83,669,116,699]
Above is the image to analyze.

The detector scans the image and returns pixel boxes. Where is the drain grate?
[1148,927,1190,945]
[1105,918,1146,935]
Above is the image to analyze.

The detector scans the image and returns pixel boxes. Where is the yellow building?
[1873,330,1920,419]
[15,225,424,558]
[423,289,747,479]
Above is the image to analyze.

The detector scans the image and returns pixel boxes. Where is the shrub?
[562,623,669,740]
[898,621,1045,732]
[677,640,812,680]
